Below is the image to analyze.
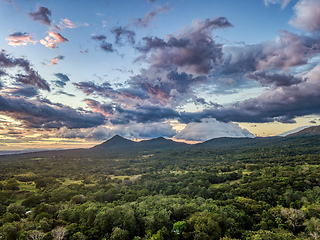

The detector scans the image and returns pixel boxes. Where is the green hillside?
[0,133,320,239]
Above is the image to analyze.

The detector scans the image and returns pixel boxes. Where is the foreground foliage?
[0,136,320,239]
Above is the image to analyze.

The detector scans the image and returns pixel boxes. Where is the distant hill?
[137,137,188,150]
[288,125,320,137]
[91,135,188,153]
[91,135,137,150]
[2,129,320,160]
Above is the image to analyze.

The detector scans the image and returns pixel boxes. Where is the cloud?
[6,32,37,47]
[49,73,71,89]
[244,71,304,87]
[84,99,114,116]
[73,81,115,96]
[57,18,89,29]
[50,55,64,65]
[264,0,292,9]
[111,26,136,45]
[135,36,167,53]
[40,31,68,49]
[55,122,176,140]
[136,17,232,74]
[74,18,232,113]
[222,30,320,74]
[3,86,39,98]
[0,95,105,129]
[92,34,115,53]
[179,64,320,124]
[55,73,70,83]
[0,50,50,90]
[110,105,180,124]
[289,0,320,32]
[48,31,68,42]
[58,18,76,29]
[133,4,170,28]
[74,15,320,130]
[27,6,52,26]
[175,118,254,141]
[52,80,66,88]
[55,90,75,97]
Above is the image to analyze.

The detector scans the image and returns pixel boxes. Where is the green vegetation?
[1,135,320,239]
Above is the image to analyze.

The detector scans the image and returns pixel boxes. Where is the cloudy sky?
[1,0,320,150]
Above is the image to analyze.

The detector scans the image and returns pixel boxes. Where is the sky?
[1,0,320,150]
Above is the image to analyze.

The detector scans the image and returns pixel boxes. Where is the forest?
[1,134,320,239]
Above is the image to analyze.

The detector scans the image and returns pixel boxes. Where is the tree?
[4,178,19,191]
[52,226,67,240]
[28,230,45,240]
[188,212,221,240]
[7,203,26,217]
[0,221,22,240]
[173,221,187,239]
[110,227,129,240]
[280,208,305,232]
[305,217,320,240]
[70,232,87,240]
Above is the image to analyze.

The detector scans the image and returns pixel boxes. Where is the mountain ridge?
[288,125,320,137]
[1,125,320,158]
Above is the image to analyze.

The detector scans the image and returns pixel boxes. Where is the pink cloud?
[58,18,76,29]
[50,55,64,65]
[6,32,37,47]
[57,18,89,29]
[40,31,68,49]
[289,0,320,32]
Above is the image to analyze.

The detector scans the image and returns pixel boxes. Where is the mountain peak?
[110,134,124,140]
[151,136,167,141]
[91,135,136,149]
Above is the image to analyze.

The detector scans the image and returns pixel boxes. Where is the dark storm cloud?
[0,50,50,90]
[27,6,52,26]
[0,95,105,129]
[111,26,136,45]
[133,4,169,28]
[92,34,115,53]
